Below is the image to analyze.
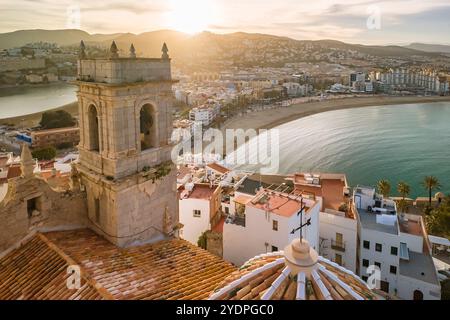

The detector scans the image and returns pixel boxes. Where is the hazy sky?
[0,0,449,45]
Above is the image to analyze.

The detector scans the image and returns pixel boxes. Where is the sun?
[167,0,213,34]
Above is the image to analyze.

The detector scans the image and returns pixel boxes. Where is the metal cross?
[290,198,310,241]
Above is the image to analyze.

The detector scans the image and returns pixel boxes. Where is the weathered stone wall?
[81,164,178,247]
[0,176,88,252]
[206,231,223,258]
[77,82,174,180]
[78,59,171,84]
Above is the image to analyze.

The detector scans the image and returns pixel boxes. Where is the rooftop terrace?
[399,251,440,286]
[247,190,312,218]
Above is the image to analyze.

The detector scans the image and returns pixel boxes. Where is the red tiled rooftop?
[294,173,348,214]
[0,157,8,168]
[248,191,310,218]
[206,163,230,175]
[180,184,218,200]
[6,165,21,180]
[0,229,236,300]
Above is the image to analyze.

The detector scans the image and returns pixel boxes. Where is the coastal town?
[1,0,450,304]
[0,38,448,302]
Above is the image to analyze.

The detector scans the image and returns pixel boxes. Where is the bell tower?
[75,41,178,247]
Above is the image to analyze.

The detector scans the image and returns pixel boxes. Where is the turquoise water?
[234,102,450,198]
[0,83,77,119]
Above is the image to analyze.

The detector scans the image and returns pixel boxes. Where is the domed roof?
[435,192,445,200]
[209,239,377,300]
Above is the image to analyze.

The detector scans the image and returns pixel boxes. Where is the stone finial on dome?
[284,238,318,275]
[79,40,86,59]
[161,42,169,60]
[129,43,136,58]
[20,143,34,179]
[109,41,119,59]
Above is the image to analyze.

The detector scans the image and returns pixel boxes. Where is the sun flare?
[167,0,213,34]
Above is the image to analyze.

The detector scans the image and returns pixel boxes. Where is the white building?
[354,186,441,300]
[290,173,358,273]
[223,188,321,266]
[178,183,222,245]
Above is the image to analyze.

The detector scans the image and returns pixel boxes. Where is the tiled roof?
[206,163,230,174]
[0,233,106,300]
[6,165,21,180]
[0,229,236,300]
[209,252,377,300]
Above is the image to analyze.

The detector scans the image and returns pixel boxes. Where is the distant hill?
[0,28,443,59]
[405,43,450,54]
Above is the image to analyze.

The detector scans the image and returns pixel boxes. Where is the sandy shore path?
[0,102,78,127]
[220,95,450,132]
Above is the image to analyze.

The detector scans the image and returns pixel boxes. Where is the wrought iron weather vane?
[290,197,311,241]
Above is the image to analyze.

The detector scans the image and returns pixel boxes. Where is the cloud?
[0,0,448,44]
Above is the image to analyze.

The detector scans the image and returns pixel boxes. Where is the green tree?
[31,147,57,161]
[426,195,450,238]
[197,232,208,250]
[422,176,441,208]
[397,181,411,200]
[377,179,391,198]
[39,110,76,129]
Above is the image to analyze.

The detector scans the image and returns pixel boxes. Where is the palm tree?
[397,182,411,200]
[377,179,391,198]
[422,176,441,207]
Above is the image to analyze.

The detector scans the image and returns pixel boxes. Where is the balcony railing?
[331,240,346,252]
[225,214,246,227]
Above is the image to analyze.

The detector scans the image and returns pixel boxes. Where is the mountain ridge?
[0,28,446,58]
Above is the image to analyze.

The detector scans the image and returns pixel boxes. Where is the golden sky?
[0,0,449,44]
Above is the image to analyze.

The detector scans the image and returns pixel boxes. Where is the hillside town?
[0,41,448,302]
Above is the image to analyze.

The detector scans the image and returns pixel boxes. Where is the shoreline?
[0,101,78,127]
[220,95,450,132]
[2,94,450,131]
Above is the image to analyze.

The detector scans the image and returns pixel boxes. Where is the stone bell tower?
[75,41,178,247]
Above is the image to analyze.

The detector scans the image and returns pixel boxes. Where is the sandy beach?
[220,95,450,132]
[2,95,450,131]
[0,102,78,128]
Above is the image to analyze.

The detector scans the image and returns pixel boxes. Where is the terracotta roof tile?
[209,253,377,301]
[0,229,236,300]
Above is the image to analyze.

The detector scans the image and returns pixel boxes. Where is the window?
[375,243,382,252]
[193,210,201,218]
[380,281,389,293]
[272,220,278,231]
[336,232,343,245]
[224,207,229,214]
[391,246,398,256]
[362,259,369,267]
[335,254,343,266]
[374,262,381,269]
[363,240,370,249]
[271,246,278,252]
[27,196,42,218]
[390,265,397,274]
[361,276,368,282]
[88,105,100,152]
[140,104,157,151]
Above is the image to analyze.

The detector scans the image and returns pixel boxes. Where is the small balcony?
[331,240,346,252]
[225,214,246,227]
